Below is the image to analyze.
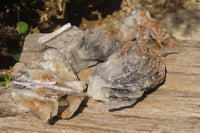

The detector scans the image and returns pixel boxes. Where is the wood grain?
[0,40,200,133]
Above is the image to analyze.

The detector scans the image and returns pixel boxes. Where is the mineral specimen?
[12,7,181,120]
[88,42,166,110]
[43,26,120,73]
[88,8,181,110]
[12,25,120,122]
[12,60,86,122]
[119,8,182,56]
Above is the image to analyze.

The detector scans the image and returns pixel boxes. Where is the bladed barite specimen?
[12,60,86,122]
[12,25,120,122]
[12,7,181,121]
[119,8,182,56]
[88,8,180,110]
[88,42,166,110]
[43,26,120,73]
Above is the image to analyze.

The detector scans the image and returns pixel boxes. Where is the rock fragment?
[88,42,166,110]
[12,60,86,122]
[119,8,182,56]
[12,7,182,119]
[12,24,121,122]
[43,26,120,73]
[87,8,182,110]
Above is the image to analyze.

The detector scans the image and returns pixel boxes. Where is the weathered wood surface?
[0,40,200,133]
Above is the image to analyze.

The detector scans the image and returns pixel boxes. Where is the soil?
[0,0,200,79]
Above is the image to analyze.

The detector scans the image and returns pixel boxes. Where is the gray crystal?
[12,25,121,121]
[43,26,120,73]
[12,60,86,122]
[88,42,166,110]
[12,7,182,119]
[119,8,182,56]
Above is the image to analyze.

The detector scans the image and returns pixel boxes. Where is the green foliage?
[0,67,12,87]
[11,53,21,62]
[29,28,40,34]
[33,29,40,34]
[17,22,29,35]
[11,21,29,42]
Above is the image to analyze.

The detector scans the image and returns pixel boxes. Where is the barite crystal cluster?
[88,42,166,110]
[87,8,182,110]
[119,8,182,56]
[12,7,181,122]
[12,24,120,122]
[12,54,86,121]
